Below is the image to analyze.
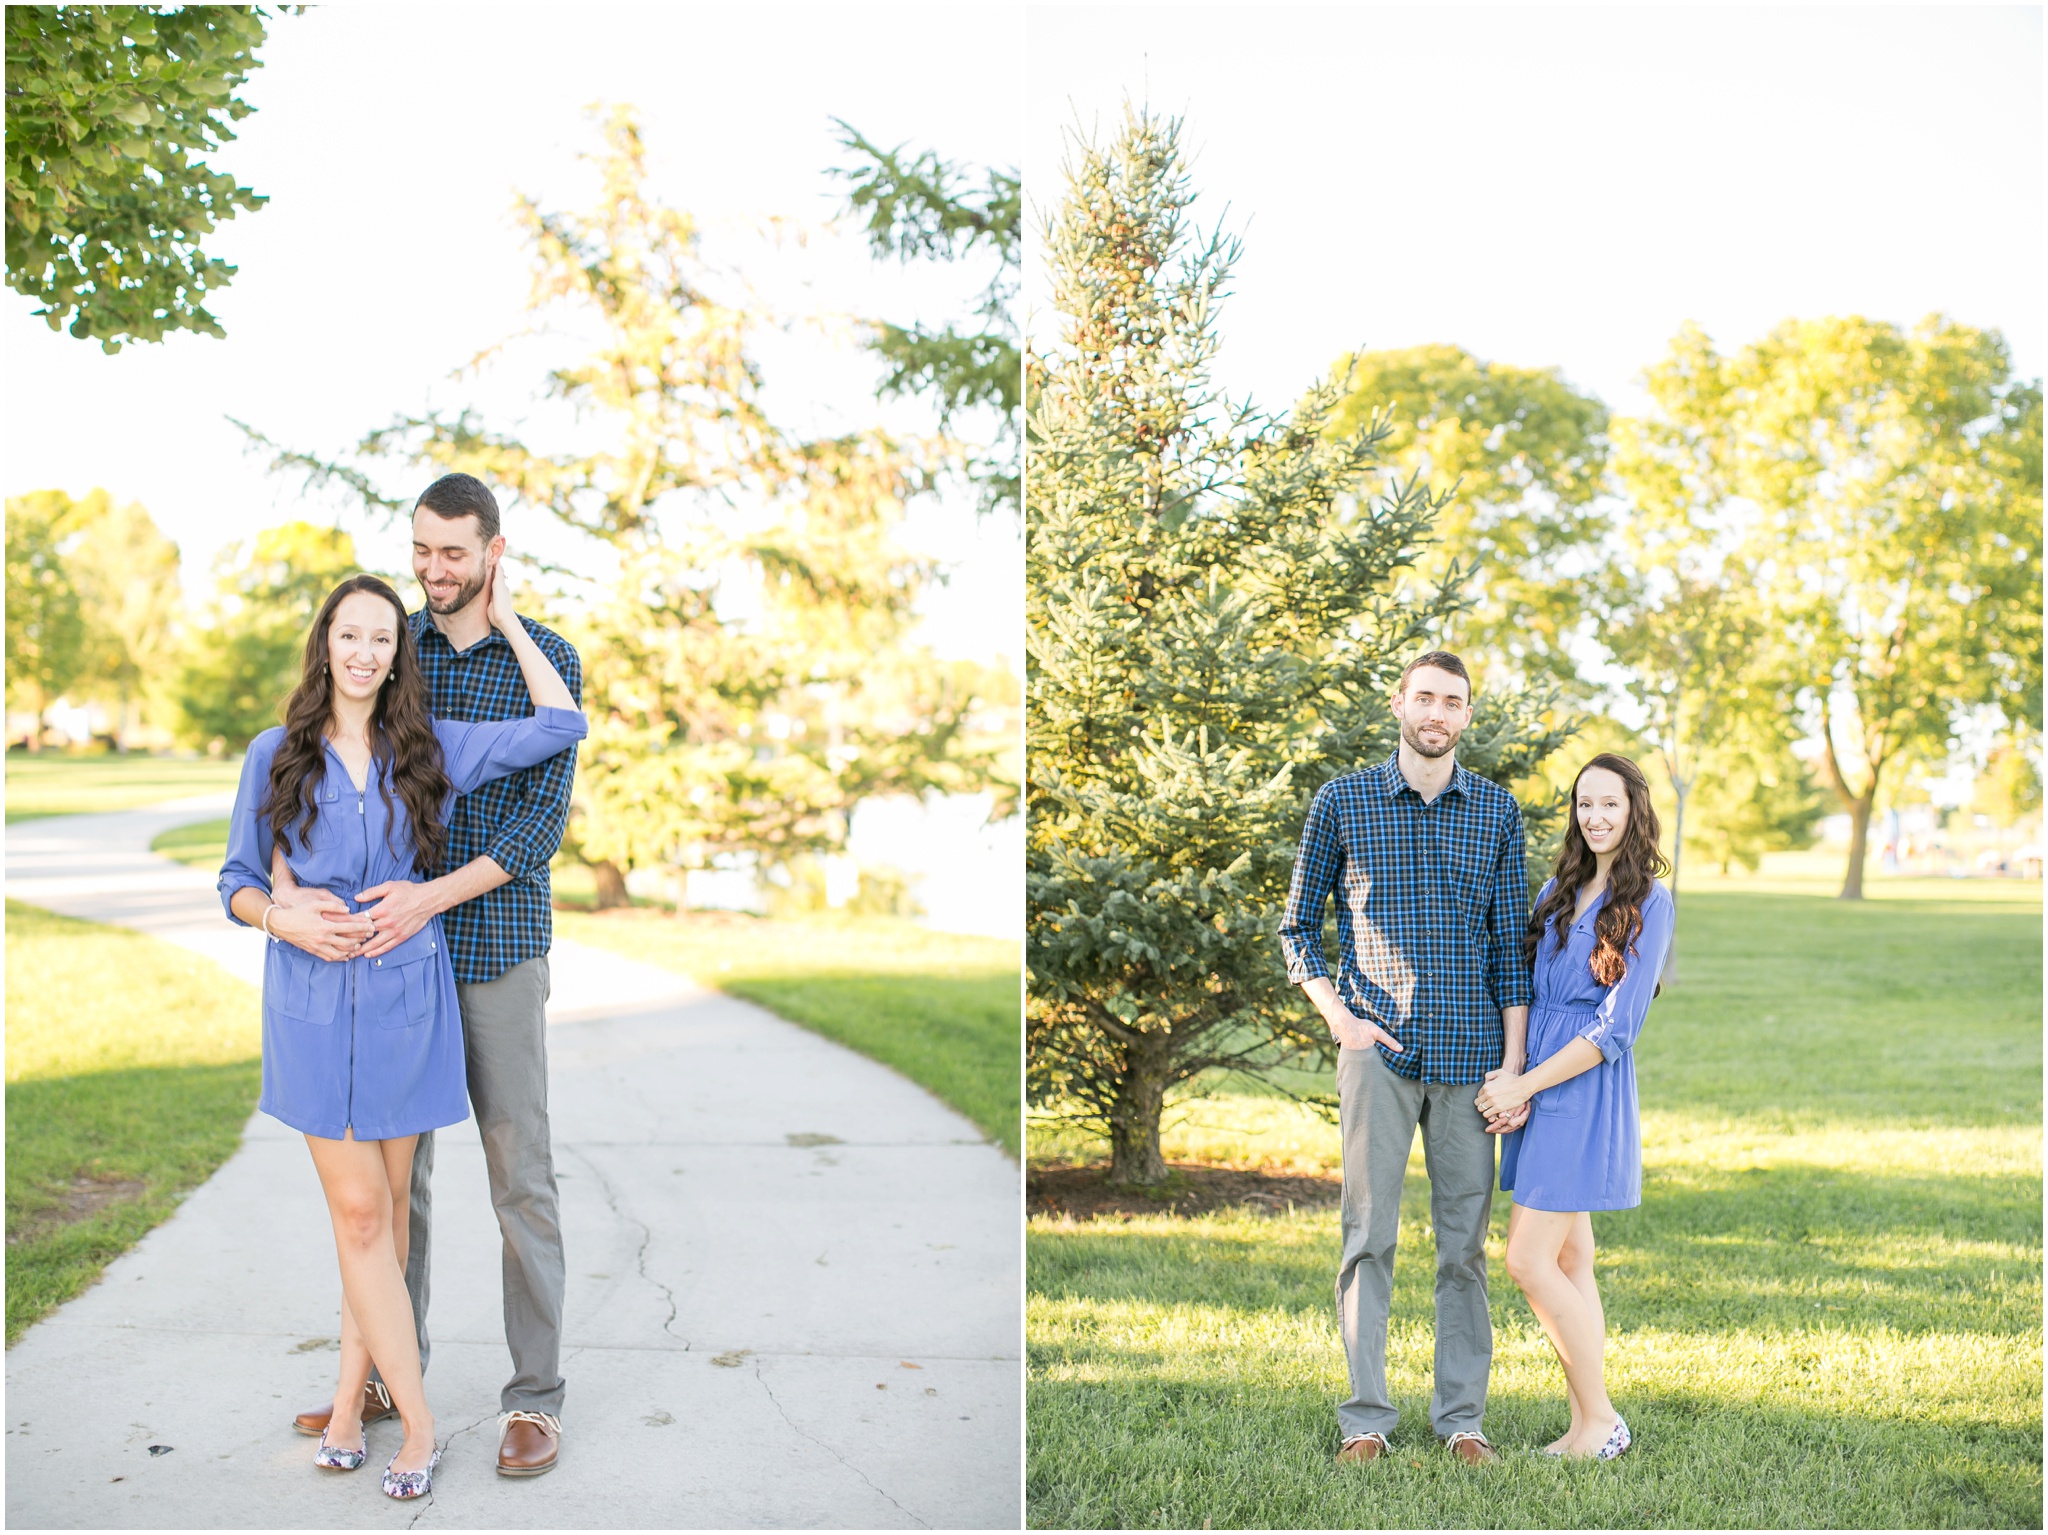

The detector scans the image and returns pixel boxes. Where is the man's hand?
[1301,975,1402,1056]
[356,879,439,959]
[267,900,372,963]
[268,855,372,953]
[1327,1005,1403,1056]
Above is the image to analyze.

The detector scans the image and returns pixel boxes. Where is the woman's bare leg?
[1504,1203,1618,1456]
[326,1136,415,1444]
[1508,1204,1584,1451]
[306,1132,434,1473]
[328,1295,372,1445]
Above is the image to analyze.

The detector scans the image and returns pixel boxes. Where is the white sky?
[1024,4,2043,415]
[4,3,1023,665]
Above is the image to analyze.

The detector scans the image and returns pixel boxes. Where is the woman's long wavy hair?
[258,574,450,874]
[1525,752,1670,986]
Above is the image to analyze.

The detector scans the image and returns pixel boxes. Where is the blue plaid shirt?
[1278,754,1534,1083]
[411,610,583,984]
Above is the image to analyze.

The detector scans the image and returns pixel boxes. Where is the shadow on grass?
[1027,1376,2041,1529]
[7,1060,260,1343]
[1032,1158,2038,1338]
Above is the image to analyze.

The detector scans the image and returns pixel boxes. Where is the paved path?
[5,798,1021,1529]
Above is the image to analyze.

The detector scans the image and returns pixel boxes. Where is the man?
[278,473,581,1477]
[1276,650,1533,1466]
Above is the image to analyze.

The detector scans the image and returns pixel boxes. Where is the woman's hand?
[266,897,371,962]
[485,551,521,635]
[1473,1070,1532,1122]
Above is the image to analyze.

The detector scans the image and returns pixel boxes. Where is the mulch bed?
[1028,1162,1342,1221]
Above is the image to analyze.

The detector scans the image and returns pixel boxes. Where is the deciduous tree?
[5,5,286,351]
[177,521,357,749]
[1328,345,1608,689]
[4,490,89,748]
[1614,317,2040,899]
[62,490,182,748]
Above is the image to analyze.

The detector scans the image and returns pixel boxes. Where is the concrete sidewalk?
[4,798,1022,1529]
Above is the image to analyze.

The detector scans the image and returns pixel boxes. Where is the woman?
[217,566,584,1500]
[1473,752,1673,1462]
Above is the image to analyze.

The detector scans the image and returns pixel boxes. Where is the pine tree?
[241,108,1007,899]
[829,122,1019,517]
[1026,109,1569,1187]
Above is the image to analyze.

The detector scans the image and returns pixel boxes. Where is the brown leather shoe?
[1443,1430,1498,1464]
[496,1411,561,1476]
[1337,1432,1390,1464]
[292,1381,397,1437]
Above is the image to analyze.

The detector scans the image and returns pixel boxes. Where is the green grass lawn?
[149,816,231,866]
[5,900,262,1344]
[1027,877,2043,1528]
[5,752,242,822]
[556,907,1021,1156]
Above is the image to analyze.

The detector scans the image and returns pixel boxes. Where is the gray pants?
[1335,1046,1494,1442]
[388,955,567,1417]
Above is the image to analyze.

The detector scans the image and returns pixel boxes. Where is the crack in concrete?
[750,1356,929,1529]
[406,1407,496,1529]
[567,1145,688,1348]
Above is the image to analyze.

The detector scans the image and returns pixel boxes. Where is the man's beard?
[1401,718,1459,760]
[421,569,486,617]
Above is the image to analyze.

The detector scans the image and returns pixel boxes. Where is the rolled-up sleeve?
[436,706,589,797]
[477,641,583,881]
[1485,798,1535,1010]
[1579,888,1673,1062]
[217,735,280,925]
[1279,785,1342,984]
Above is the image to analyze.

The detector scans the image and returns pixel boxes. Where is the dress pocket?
[268,943,343,1024]
[1533,1072,1587,1118]
[366,931,440,1029]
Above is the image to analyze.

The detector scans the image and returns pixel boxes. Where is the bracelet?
[261,903,280,941]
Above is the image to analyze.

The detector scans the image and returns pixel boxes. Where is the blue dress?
[1498,879,1674,1212]
[216,707,587,1141]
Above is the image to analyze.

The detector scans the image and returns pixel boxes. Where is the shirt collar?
[1376,752,1470,802]
[410,608,505,656]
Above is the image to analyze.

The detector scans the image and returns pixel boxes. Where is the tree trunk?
[1840,792,1876,900]
[1106,1031,1171,1187]
[588,859,630,909]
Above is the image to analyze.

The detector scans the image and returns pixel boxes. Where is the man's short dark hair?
[1397,649,1471,696]
[414,473,500,545]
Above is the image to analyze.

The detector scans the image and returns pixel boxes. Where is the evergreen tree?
[1026,110,1569,1186]
[829,121,1019,516]
[244,108,1006,902]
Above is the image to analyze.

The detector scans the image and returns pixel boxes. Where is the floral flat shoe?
[381,1446,442,1500]
[1595,1416,1632,1461]
[313,1427,367,1471]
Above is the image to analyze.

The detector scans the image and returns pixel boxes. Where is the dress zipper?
[346,786,366,1132]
